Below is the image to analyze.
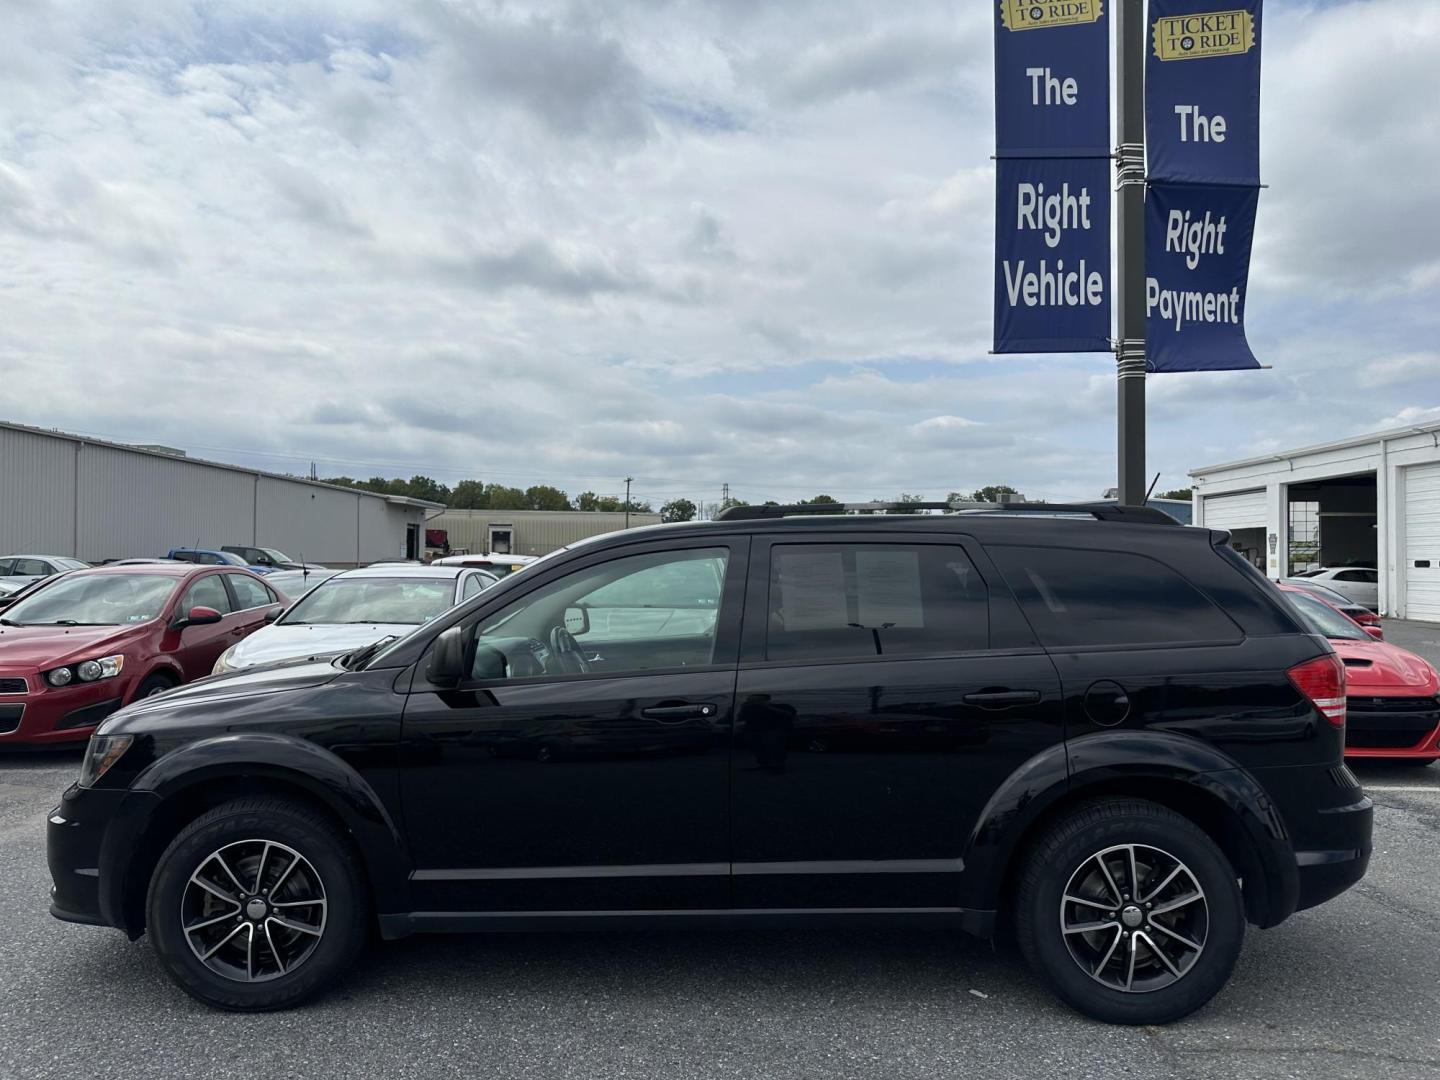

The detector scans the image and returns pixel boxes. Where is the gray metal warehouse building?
[0,421,440,566]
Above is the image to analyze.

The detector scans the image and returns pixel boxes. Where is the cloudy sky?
[2,0,1437,510]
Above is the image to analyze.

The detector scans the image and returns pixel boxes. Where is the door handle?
[640,703,718,722]
[962,690,1042,709]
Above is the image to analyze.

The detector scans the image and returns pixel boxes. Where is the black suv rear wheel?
[146,797,368,1011]
[1016,799,1244,1025]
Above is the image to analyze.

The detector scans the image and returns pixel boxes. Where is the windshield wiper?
[345,636,399,671]
[0,618,21,627]
[42,620,114,627]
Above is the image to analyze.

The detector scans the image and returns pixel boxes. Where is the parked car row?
[0,556,503,745]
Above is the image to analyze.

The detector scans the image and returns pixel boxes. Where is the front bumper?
[1344,694,1440,758]
[47,783,156,933]
[0,672,130,745]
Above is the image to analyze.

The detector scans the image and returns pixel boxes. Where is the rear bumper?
[1292,796,1373,913]
[1244,762,1373,926]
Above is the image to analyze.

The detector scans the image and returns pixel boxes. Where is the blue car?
[165,548,276,575]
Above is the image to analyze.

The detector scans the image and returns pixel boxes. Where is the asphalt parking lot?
[2,625,1439,1080]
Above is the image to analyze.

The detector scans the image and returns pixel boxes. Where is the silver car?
[213,564,497,673]
[0,554,89,591]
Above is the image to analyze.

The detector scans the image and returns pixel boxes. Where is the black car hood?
[101,657,344,732]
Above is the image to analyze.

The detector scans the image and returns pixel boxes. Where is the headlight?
[212,646,239,675]
[45,654,124,687]
[78,733,135,788]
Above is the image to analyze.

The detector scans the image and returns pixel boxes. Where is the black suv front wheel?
[1016,799,1244,1025]
[146,797,369,1010]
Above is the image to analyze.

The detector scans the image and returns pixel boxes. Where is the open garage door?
[1199,489,1267,571]
[1404,463,1440,621]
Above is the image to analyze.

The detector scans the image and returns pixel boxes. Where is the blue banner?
[994,0,1110,158]
[1145,182,1260,372]
[995,156,1111,354]
[1146,1,1263,186]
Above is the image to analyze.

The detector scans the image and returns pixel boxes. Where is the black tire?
[146,797,369,1011]
[132,673,175,701]
[1015,799,1244,1025]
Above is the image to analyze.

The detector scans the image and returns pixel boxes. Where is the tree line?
[314,476,1194,523]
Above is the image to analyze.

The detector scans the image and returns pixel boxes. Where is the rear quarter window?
[989,544,1241,648]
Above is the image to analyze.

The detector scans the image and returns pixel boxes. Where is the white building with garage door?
[1190,421,1440,621]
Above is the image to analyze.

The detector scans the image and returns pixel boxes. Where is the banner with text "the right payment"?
[1145,1,1263,372]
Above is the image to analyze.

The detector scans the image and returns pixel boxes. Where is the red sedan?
[0,564,285,746]
[1279,585,1440,765]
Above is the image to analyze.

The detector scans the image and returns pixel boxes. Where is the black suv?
[48,503,1372,1023]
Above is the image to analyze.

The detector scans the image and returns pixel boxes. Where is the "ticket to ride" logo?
[1152,10,1256,60]
[999,0,1103,32]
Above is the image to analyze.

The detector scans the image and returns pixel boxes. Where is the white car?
[430,552,538,579]
[213,564,497,673]
[1291,566,1379,610]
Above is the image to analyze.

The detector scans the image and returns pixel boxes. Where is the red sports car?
[1279,585,1440,765]
[0,564,285,746]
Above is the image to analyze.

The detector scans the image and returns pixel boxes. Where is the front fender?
[961,731,1296,926]
[99,733,410,928]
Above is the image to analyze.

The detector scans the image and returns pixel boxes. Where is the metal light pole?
[624,476,633,529]
[1115,0,1147,504]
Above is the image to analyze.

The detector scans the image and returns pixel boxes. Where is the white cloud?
[0,0,1433,508]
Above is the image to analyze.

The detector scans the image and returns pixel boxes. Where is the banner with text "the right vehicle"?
[1144,1,1263,372]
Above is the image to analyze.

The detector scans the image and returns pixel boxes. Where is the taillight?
[1288,653,1347,726]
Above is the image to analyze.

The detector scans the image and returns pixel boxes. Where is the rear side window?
[765,543,988,661]
[989,545,1240,648]
[227,574,273,610]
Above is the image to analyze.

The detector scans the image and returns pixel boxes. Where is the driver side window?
[472,547,731,681]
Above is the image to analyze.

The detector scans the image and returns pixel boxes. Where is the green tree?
[661,497,697,523]
[485,484,530,510]
[402,475,451,504]
[1157,487,1193,501]
[801,494,839,505]
[968,484,1020,504]
[525,485,572,511]
[448,479,488,509]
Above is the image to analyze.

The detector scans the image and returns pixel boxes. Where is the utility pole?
[624,476,633,529]
[721,482,730,507]
[1115,0,1147,505]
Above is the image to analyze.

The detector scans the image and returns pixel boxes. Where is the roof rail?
[714,500,1180,525]
[715,501,953,521]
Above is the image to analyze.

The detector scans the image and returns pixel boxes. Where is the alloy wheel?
[181,839,328,983]
[1059,843,1208,993]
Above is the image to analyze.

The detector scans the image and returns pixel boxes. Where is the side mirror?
[564,606,590,635]
[1364,624,1385,641]
[174,605,223,630]
[264,608,281,624]
[428,625,467,687]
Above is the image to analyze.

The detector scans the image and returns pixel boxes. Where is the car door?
[222,572,283,641]
[169,572,237,679]
[730,533,1064,910]
[399,538,748,913]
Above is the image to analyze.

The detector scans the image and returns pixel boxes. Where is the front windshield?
[1285,591,1368,641]
[259,548,292,563]
[1,573,177,626]
[280,577,457,625]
